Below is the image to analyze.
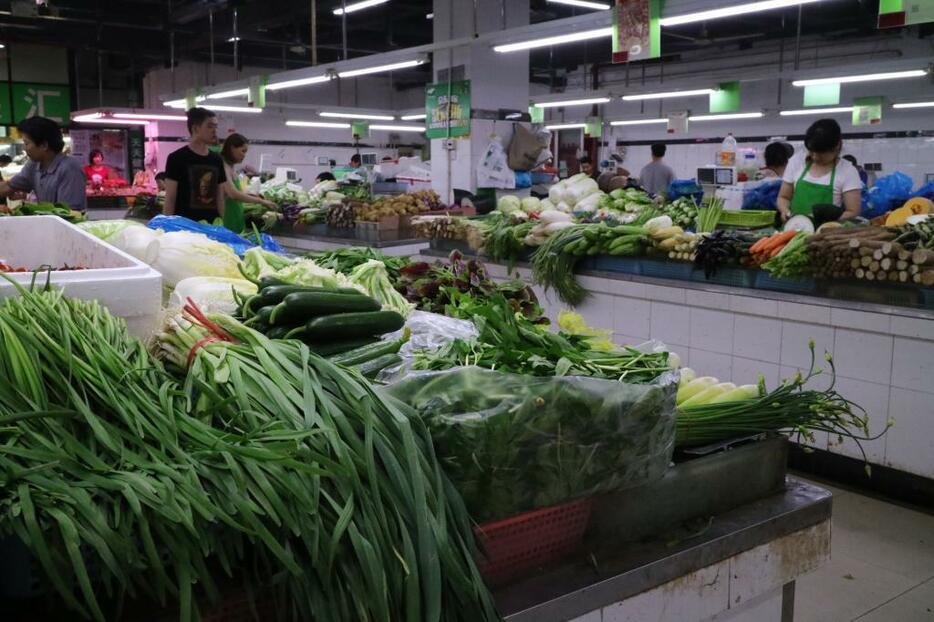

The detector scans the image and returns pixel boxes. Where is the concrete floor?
[795,475,934,621]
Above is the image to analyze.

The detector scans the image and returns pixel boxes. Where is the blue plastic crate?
[922,289,934,310]
[694,267,757,289]
[754,271,817,294]
[641,259,697,282]
[590,255,643,275]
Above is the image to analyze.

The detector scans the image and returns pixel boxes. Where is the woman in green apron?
[220,133,277,233]
[777,119,862,222]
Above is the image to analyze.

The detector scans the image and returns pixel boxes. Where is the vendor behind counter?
[778,118,861,222]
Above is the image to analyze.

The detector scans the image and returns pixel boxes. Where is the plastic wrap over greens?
[381,367,678,522]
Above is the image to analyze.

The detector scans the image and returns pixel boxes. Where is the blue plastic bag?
[863,172,914,219]
[912,181,934,202]
[514,171,532,189]
[667,179,704,203]
[147,215,285,257]
[742,180,782,211]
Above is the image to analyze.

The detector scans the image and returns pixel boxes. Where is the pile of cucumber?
[236,277,408,378]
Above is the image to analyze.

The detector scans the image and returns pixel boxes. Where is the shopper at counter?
[842,155,869,187]
[220,133,277,232]
[639,144,676,196]
[758,142,794,180]
[0,116,86,211]
[778,119,861,221]
[315,171,336,183]
[164,107,226,222]
[155,172,167,193]
[579,156,597,179]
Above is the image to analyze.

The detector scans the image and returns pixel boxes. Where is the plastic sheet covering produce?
[381,367,678,522]
[148,215,285,256]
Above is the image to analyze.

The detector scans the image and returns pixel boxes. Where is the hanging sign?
[852,96,884,126]
[585,117,603,138]
[352,121,370,139]
[878,0,934,28]
[249,76,267,109]
[710,82,741,113]
[612,0,661,63]
[803,83,841,107]
[667,111,688,134]
[529,105,545,124]
[11,83,71,124]
[425,80,471,139]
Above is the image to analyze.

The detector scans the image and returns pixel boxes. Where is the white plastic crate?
[0,216,162,337]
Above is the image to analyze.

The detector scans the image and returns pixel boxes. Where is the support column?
[431,0,530,201]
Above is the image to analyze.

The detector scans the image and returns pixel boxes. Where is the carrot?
[760,230,796,253]
[769,244,787,258]
[749,236,770,254]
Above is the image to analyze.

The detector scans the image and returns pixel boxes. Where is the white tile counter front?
[483,263,934,481]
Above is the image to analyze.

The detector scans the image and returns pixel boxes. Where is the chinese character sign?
[425,80,471,139]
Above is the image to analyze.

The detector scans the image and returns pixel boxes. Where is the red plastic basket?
[475,497,594,586]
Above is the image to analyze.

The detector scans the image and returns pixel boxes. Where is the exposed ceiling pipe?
[311,0,318,66]
[209,9,215,84]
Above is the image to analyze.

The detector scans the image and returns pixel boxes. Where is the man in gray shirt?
[638,143,676,196]
[0,116,87,211]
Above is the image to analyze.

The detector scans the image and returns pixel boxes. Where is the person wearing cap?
[0,116,87,211]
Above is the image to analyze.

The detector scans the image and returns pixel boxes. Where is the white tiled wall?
[483,263,934,480]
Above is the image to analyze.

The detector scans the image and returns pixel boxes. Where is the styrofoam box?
[0,216,162,337]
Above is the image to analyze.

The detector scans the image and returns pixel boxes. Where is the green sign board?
[351,120,370,139]
[710,82,741,113]
[879,0,934,27]
[1,82,71,124]
[585,117,603,138]
[803,83,841,107]
[426,80,470,139]
[853,96,884,126]
[529,105,544,124]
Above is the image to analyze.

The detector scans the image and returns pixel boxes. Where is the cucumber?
[244,305,276,327]
[269,291,381,326]
[353,353,403,379]
[303,311,405,342]
[329,333,407,366]
[266,325,300,339]
[255,285,362,310]
[309,337,380,357]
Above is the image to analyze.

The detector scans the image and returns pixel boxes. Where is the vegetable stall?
[0,209,894,621]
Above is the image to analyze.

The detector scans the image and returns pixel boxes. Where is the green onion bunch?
[676,342,891,466]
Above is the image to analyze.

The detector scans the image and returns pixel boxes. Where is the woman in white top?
[777,119,862,222]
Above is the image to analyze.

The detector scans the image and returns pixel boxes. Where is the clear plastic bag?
[380,367,678,521]
[376,311,478,383]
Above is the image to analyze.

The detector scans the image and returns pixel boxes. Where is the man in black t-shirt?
[164,107,227,221]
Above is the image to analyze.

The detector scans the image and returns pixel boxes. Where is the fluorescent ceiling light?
[333,0,389,15]
[164,96,206,109]
[610,118,668,126]
[793,69,927,87]
[114,113,188,121]
[547,0,611,10]
[227,36,241,42]
[545,123,587,130]
[623,88,715,101]
[370,124,424,132]
[426,12,433,19]
[494,27,613,53]
[779,106,854,116]
[893,101,934,109]
[206,88,249,99]
[660,0,821,27]
[401,113,426,120]
[320,111,395,121]
[286,120,351,129]
[0,44,5,50]
[689,112,764,121]
[265,75,332,91]
[534,97,611,108]
[73,113,148,125]
[204,105,263,113]
[338,59,424,78]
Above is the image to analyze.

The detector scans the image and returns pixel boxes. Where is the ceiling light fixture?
[610,118,668,126]
[370,124,424,132]
[265,75,332,91]
[792,69,927,87]
[227,36,241,42]
[660,0,821,27]
[779,106,854,116]
[337,59,425,78]
[199,105,263,113]
[320,111,395,121]
[113,113,188,121]
[688,112,764,121]
[72,113,149,126]
[533,96,611,108]
[164,97,206,109]
[286,120,352,129]
[400,113,427,120]
[545,123,587,130]
[333,0,390,16]
[494,27,613,53]
[206,88,250,99]
[622,88,715,101]
[546,0,611,10]
[893,101,934,109]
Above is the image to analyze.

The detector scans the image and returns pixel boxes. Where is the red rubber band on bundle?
[182,297,239,367]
